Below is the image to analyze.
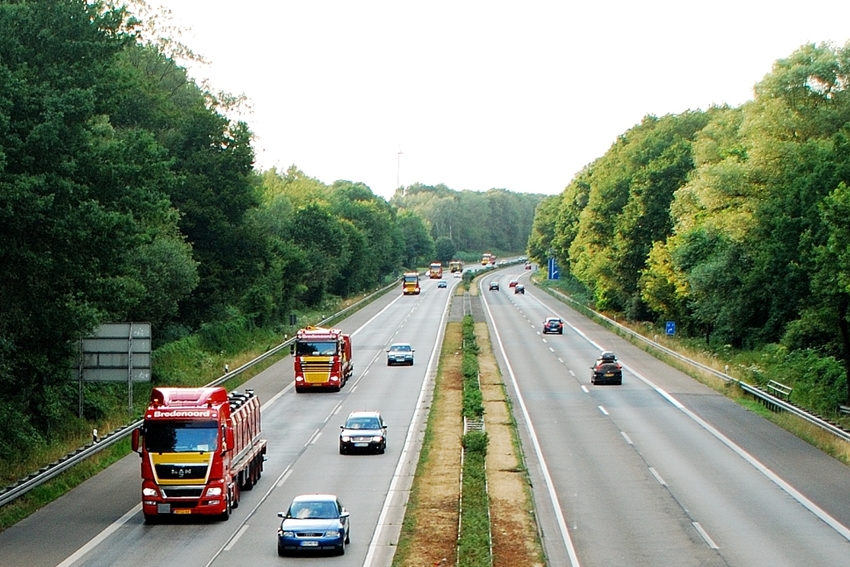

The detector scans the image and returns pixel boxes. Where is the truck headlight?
[142,487,158,497]
[206,487,223,496]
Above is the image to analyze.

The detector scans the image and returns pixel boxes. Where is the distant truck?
[402,272,421,295]
[482,252,495,265]
[449,260,463,273]
[429,262,443,279]
[132,387,267,523]
[291,326,353,392]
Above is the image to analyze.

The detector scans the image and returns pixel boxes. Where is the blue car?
[278,494,350,556]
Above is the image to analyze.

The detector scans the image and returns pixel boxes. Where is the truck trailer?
[132,387,267,523]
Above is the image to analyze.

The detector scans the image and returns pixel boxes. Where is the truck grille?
[155,464,208,481]
[303,360,333,383]
[162,487,204,498]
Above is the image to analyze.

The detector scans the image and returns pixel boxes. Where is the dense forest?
[390,183,543,262]
[529,42,850,407]
[0,1,537,456]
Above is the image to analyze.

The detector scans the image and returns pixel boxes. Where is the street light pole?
[397,147,403,190]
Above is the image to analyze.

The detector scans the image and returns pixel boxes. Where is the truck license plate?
[173,509,192,515]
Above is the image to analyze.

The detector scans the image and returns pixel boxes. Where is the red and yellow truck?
[291,326,353,392]
[429,262,443,279]
[132,387,267,523]
[449,260,463,273]
[402,271,421,295]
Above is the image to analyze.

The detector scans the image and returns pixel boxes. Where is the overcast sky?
[156,1,850,200]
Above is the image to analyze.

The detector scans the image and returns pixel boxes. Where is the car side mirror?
[277,512,286,518]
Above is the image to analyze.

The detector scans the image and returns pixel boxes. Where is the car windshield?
[390,345,410,352]
[289,501,338,519]
[145,421,218,453]
[345,416,381,429]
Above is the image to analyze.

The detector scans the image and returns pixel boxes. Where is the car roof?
[291,493,338,503]
[346,410,381,420]
[545,316,560,322]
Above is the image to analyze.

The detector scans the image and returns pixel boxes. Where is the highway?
[0,274,459,567]
[481,268,850,567]
[3,266,850,566]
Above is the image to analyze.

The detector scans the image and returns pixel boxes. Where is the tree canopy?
[531,41,850,405]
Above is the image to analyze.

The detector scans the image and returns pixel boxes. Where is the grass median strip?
[393,307,544,566]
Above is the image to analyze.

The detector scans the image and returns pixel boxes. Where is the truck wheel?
[219,491,231,521]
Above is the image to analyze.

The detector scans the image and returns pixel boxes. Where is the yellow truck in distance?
[402,272,421,295]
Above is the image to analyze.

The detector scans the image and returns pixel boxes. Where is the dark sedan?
[542,317,564,334]
[339,411,387,454]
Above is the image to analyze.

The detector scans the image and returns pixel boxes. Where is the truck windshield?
[145,420,218,453]
[403,275,418,283]
[295,341,337,356]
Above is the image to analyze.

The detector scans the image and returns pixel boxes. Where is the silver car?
[386,343,414,366]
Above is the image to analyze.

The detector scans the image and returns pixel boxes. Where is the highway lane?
[481,270,850,567]
[0,275,456,567]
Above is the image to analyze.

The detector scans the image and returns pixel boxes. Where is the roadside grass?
[392,322,464,566]
[0,438,131,532]
[0,293,374,533]
[536,277,850,467]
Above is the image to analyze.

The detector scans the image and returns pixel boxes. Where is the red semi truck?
[132,387,267,522]
[292,326,353,392]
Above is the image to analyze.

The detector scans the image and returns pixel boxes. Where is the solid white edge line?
[481,283,582,567]
[362,281,455,567]
[533,291,850,544]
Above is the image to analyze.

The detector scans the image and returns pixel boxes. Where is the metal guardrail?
[545,287,850,445]
[0,279,400,509]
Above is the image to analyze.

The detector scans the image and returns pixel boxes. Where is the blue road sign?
[666,321,676,335]
[548,257,560,280]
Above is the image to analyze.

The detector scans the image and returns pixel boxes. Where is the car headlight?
[341,435,350,442]
[324,530,340,537]
[142,487,158,497]
[282,530,295,537]
[206,487,223,496]
[372,436,384,442]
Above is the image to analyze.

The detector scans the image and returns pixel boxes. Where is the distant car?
[489,281,499,291]
[525,263,532,269]
[509,279,518,288]
[437,280,447,288]
[514,284,525,294]
[543,317,563,334]
[277,494,350,556]
[339,410,387,454]
[591,351,622,385]
[387,343,414,365]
